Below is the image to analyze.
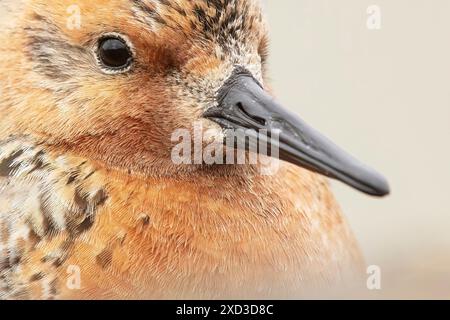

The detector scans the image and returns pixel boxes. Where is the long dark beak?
[204,68,390,197]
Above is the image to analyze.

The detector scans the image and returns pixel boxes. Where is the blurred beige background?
[265,0,450,298]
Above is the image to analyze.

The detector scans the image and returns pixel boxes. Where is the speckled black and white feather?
[0,136,108,299]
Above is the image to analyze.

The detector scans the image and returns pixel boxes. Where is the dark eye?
[97,36,133,71]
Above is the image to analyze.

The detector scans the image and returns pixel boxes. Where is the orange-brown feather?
[0,0,364,299]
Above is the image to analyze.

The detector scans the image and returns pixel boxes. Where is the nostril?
[236,102,267,127]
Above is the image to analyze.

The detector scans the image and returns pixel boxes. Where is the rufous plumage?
[0,0,389,299]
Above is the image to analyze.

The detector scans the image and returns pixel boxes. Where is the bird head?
[1,0,389,196]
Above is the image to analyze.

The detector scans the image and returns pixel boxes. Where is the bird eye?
[97,36,133,72]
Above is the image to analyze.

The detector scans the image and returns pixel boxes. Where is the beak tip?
[369,175,391,197]
[380,183,391,197]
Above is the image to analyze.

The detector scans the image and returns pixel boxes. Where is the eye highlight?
[96,35,133,73]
